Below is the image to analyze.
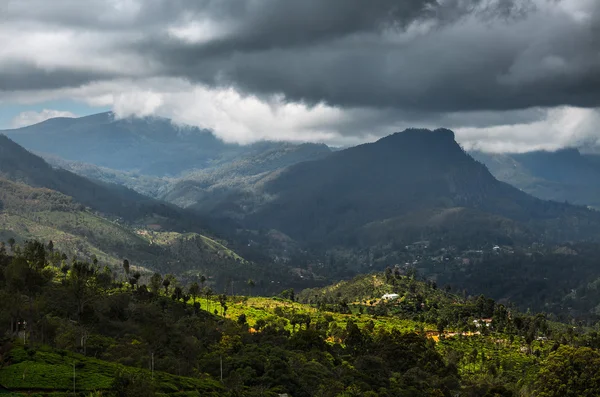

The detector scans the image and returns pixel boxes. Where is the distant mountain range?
[2,112,233,176]
[5,113,600,251]
[471,148,600,209]
[7,113,600,319]
[1,112,330,178]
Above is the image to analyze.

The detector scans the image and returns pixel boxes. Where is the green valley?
[0,242,597,396]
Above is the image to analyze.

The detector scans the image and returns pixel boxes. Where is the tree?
[61,263,71,282]
[384,267,393,282]
[533,345,600,397]
[149,273,162,295]
[162,274,175,295]
[122,259,130,279]
[218,294,227,316]
[280,288,295,301]
[204,287,213,313]
[199,275,206,289]
[437,319,447,336]
[7,238,15,251]
[188,282,200,306]
[69,261,96,320]
[4,245,52,343]
[112,369,156,396]
[247,279,255,297]
[96,266,114,292]
[129,272,141,291]
[172,286,183,301]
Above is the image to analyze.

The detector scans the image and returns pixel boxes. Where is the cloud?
[457,107,600,153]
[1,0,599,150]
[11,109,77,128]
[2,78,599,153]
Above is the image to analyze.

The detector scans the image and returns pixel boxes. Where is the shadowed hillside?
[240,129,600,245]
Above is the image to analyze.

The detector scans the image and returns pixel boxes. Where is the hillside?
[42,154,170,198]
[1,112,237,176]
[0,134,204,231]
[0,137,316,291]
[0,177,148,265]
[0,177,273,288]
[238,129,600,245]
[2,113,331,181]
[471,149,600,209]
[2,244,598,397]
[162,142,331,212]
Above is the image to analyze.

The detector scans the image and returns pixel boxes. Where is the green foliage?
[532,346,600,397]
[0,242,599,397]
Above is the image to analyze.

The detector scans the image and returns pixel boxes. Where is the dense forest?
[1,240,600,396]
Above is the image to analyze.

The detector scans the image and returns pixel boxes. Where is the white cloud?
[167,18,231,44]
[457,107,600,152]
[11,109,77,128]
[109,79,348,144]
[3,78,600,152]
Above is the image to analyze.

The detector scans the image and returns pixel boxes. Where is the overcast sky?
[1,0,599,151]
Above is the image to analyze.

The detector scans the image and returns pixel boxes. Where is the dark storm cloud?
[143,0,600,112]
[2,0,600,114]
[0,63,113,91]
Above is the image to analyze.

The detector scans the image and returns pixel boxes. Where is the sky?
[0,0,599,152]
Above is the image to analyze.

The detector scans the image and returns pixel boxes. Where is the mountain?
[42,153,170,198]
[2,113,331,179]
[1,112,243,176]
[0,135,318,291]
[161,141,331,212]
[0,134,201,230]
[0,176,297,292]
[471,148,600,209]
[220,129,600,246]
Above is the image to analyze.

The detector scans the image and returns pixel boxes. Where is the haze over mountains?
[472,149,600,209]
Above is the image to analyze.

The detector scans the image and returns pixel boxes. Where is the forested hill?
[1,243,600,396]
[160,141,332,212]
[243,128,600,244]
[0,134,206,231]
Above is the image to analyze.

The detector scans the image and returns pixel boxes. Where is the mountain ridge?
[232,128,600,245]
[471,148,600,208]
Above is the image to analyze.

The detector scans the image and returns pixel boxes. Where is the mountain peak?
[379,128,456,144]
